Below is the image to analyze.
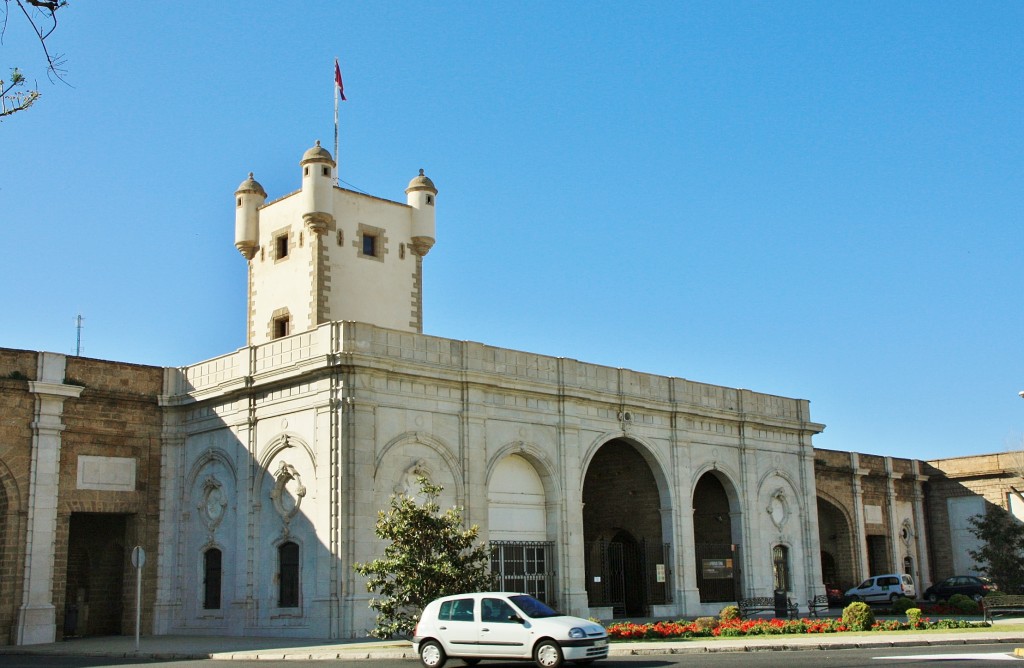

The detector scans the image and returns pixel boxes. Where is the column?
[850,452,870,581]
[911,461,932,591]
[15,353,83,645]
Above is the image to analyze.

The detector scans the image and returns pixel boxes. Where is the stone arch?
[581,435,673,618]
[184,447,239,495]
[375,431,464,504]
[486,447,552,542]
[255,432,315,493]
[691,467,744,603]
[816,494,856,591]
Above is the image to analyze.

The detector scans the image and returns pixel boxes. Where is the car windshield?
[508,594,562,619]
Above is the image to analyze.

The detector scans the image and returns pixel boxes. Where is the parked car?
[844,573,916,604]
[923,575,997,602]
[413,592,608,668]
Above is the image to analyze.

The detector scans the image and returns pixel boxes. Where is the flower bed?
[605,616,986,640]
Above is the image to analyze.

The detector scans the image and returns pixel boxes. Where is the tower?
[237,142,438,345]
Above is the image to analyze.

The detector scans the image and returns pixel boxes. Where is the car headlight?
[568,627,585,639]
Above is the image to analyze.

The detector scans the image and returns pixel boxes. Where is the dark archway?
[692,472,740,602]
[65,513,128,637]
[582,439,667,618]
[816,497,856,591]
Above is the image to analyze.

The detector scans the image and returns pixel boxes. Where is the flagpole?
[334,59,340,185]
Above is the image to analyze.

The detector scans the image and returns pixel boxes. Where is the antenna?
[74,314,84,356]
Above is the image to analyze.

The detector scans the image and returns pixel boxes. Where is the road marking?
[875,653,1020,661]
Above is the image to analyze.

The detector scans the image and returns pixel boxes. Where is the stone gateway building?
[0,143,1021,643]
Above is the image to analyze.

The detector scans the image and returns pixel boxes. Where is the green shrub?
[890,596,916,613]
[842,601,875,631]
[906,607,922,628]
[719,605,740,622]
[695,616,718,632]
[948,594,979,615]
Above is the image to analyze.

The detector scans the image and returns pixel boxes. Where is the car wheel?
[420,640,447,668]
[534,639,564,668]
[890,593,900,603]
[927,593,938,603]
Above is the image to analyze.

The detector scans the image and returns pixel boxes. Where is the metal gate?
[585,539,672,617]
[694,543,740,602]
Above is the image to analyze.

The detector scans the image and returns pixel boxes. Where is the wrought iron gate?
[585,539,672,617]
[490,541,556,606]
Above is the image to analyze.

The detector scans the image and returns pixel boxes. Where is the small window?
[362,234,377,257]
[322,166,330,177]
[278,541,300,608]
[275,233,289,260]
[273,316,290,339]
[426,194,434,205]
[337,230,344,246]
[304,166,309,176]
[203,548,222,610]
[237,197,242,207]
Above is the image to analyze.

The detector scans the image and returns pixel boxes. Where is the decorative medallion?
[766,488,790,530]
[198,475,228,532]
[900,519,914,545]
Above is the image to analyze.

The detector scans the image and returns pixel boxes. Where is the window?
[481,597,517,623]
[491,541,554,604]
[273,316,290,339]
[362,233,377,257]
[322,166,330,177]
[772,544,790,592]
[278,541,299,608]
[439,598,474,622]
[275,233,289,260]
[203,548,222,610]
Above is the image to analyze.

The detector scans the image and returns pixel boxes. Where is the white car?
[413,592,608,668]
[844,573,916,603]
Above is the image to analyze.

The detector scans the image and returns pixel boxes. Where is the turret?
[405,169,437,256]
[300,140,336,233]
[234,172,266,260]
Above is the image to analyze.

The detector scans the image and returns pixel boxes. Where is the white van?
[844,573,916,603]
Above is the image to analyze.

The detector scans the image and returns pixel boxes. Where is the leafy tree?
[2,0,68,119]
[353,476,495,639]
[968,505,1024,594]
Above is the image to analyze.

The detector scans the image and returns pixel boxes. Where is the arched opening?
[64,513,128,637]
[692,472,740,602]
[203,548,222,610]
[582,439,668,618]
[816,497,856,592]
[488,454,555,603]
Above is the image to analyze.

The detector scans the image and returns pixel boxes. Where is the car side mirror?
[509,614,524,624]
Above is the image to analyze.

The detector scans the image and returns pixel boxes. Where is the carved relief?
[270,461,306,532]
[394,459,431,497]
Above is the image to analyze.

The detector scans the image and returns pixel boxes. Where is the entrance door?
[64,513,128,637]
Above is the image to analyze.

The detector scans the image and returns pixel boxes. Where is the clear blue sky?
[3,2,1021,461]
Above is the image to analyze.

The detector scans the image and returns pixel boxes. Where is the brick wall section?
[0,351,163,644]
[0,349,40,643]
[923,453,1024,581]
[57,357,163,640]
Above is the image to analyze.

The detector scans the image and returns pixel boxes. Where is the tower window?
[275,232,289,260]
[354,223,386,262]
[426,195,433,205]
[237,197,242,207]
[273,315,290,339]
[304,167,309,176]
[322,166,330,177]
[278,541,300,608]
[362,234,377,257]
[203,548,222,610]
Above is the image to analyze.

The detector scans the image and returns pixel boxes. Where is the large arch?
[692,469,743,603]
[816,495,857,592]
[487,449,559,604]
[581,437,671,618]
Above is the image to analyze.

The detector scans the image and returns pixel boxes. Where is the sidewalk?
[0,620,1022,661]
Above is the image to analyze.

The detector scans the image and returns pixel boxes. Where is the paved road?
[1,644,1023,668]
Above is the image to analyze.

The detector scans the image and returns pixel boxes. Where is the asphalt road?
[0,644,1021,668]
